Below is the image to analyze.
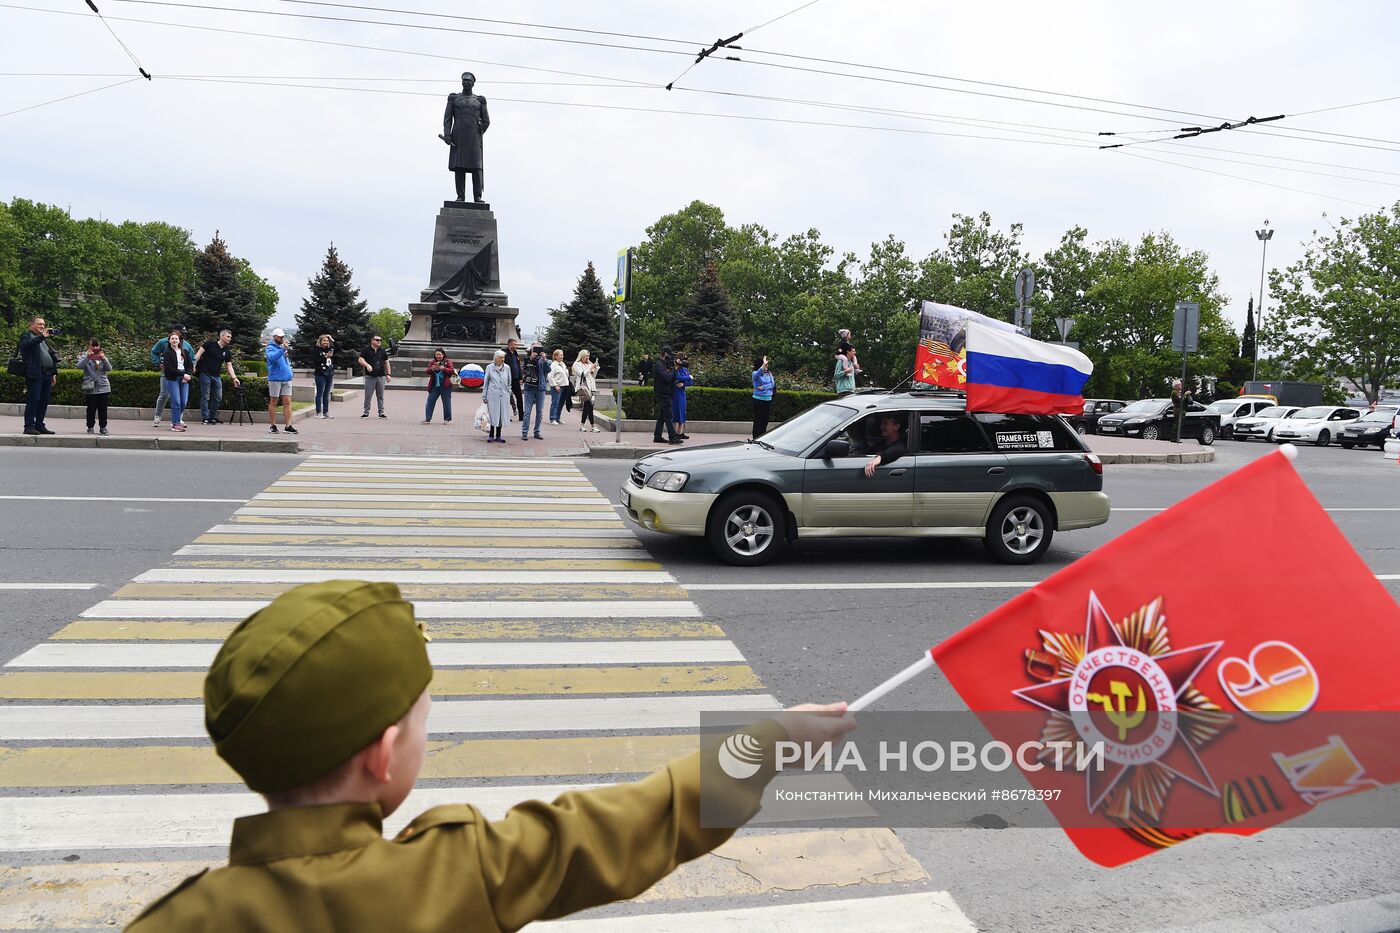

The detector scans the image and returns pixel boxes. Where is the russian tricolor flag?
[964,322,1092,416]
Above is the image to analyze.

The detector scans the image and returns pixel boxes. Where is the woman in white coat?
[482,349,512,443]
[572,349,600,433]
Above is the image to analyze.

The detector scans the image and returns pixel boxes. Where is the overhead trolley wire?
[84,0,152,79]
[0,75,142,118]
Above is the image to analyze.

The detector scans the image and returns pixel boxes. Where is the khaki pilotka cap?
[204,580,432,794]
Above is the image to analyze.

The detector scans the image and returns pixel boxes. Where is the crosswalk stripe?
[48,619,728,642]
[273,481,597,492]
[0,664,762,699]
[8,639,742,668]
[112,583,690,601]
[0,693,779,740]
[79,599,701,619]
[289,467,593,478]
[252,493,612,505]
[306,454,578,466]
[135,569,675,584]
[226,514,632,530]
[236,507,624,522]
[0,733,704,787]
[542,891,974,932]
[202,522,640,539]
[179,552,659,568]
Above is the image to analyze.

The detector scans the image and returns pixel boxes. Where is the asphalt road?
[2,440,1397,932]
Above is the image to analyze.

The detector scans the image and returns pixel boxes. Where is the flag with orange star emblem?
[914,301,1020,389]
[931,449,1400,866]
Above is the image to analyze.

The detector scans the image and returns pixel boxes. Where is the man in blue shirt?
[520,343,549,440]
[264,328,298,435]
[149,327,195,427]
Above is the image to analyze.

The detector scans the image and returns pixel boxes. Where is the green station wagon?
[621,391,1110,566]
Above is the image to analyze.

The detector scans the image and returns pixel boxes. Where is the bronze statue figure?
[442,71,490,202]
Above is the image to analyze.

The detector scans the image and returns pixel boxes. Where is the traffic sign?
[1055,316,1074,341]
[614,248,633,304]
[1015,268,1035,304]
[1172,301,1200,353]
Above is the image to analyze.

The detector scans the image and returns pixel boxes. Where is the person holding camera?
[521,343,548,440]
[651,348,681,445]
[77,338,113,435]
[751,354,775,439]
[160,328,195,432]
[572,349,600,433]
[264,328,297,435]
[422,348,456,424]
[149,327,195,428]
[18,316,59,435]
[312,334,336,419]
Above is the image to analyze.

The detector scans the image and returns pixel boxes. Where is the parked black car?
[1339,407,1400,449]
[1067,398,1127,435]
[1095,397,1219,444]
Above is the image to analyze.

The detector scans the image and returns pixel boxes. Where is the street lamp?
[1252,221,1274,382]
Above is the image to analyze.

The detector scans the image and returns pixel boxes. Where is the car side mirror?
[822,438,851,459]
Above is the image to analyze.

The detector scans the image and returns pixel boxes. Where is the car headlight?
[646,470,689,492]
[1123,419,1145,426]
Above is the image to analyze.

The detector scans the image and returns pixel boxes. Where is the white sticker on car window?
[996,431,1041,449]
[1037,430,1054,448]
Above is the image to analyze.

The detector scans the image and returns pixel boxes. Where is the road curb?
[0,433,299,454]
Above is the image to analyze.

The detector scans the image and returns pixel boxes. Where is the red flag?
[932,450,1400,866]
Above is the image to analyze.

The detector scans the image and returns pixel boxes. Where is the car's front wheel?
[1315,429,1331,447]
[1074,422,1089,436]
[1199,424,1216,446]
[1141,424,1160,441]
[985,496,1054,565]
[708,490,785,566]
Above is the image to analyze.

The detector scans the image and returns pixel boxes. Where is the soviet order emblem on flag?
[932,450,1400,866]
[914,301,1020,389]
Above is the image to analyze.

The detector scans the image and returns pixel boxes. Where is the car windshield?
[1358,409,1398,423]
[1293,406,1332,419]
[1119,398,1168,415]
[1207,400,1238,413]
[1255,406,1291,418]
[761,402,857,455]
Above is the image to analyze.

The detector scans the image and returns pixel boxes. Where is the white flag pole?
[848,651,935,712]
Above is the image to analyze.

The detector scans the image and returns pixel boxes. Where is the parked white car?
[1231,405,1300,442]
[1206,397,1281,439]
[1271,405,1362,446]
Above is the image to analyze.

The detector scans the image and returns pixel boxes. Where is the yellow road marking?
[270,486,602,497]
[49,619,727,641]
[0,734,700,788]
[226,515,624,528]
[0,830,924,928]
[0,665,760,700]
[248,499,615,511]
[183,553,660,569]
[112,582,689,600]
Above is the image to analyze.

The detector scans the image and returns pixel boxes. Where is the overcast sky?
[3,0,1397,341]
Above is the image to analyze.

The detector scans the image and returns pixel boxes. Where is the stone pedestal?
[394,201,520,378]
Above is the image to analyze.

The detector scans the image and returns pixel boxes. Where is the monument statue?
[441,71,490,203]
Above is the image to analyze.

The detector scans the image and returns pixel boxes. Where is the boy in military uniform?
[127,580,853,931]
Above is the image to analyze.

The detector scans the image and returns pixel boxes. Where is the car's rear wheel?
[1198,424,1216,446]
[1074,422,1089,436]
[1315,429,1331,447]
[1141,424,1160,441]
[985,496,1054,565]
[708,490,785,566]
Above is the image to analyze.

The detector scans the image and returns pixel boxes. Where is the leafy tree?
[184,233,261,354]
[672,262,740,354]
[1266,203,1400,403]
[543,261,617,358]
[293,243,370,367]
[917,212,1029,329]
[846,236,921,386]
[628,201,729,358]
[368,306,409,343]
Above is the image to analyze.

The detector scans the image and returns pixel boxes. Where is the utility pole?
[1252,220,1273,382]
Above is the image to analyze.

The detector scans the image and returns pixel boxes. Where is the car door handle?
[987,467,1006,475]
[888,468,907,477]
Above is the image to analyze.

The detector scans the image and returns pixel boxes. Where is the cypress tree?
[185,232,259,355]
[671,262,739,354]
[543,262,617,359]
[1240,295,1256,363]
[293,243,370,367]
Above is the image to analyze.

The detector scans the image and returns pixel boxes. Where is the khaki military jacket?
[126,723,784,932]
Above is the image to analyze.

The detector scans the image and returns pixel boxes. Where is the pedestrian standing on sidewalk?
[161,328,194,432]
[751,354,775,439]
[637,353,652,387]
[312,334,337,419]
[18,315,58,436]
[521,343,548,440]
[194,329,241,425]
[547,348,570,425]
[149,327,194,428]
[264,328,298,436]
[651,347,681,445]
[673,352,693,441]
[357,335,391,418]
[503,336,524,422]
[422,348,456,424]
[77,338,113,435]
[483,349,512,443]
[572,349,600,433]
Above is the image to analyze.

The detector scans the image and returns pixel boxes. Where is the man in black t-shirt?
[193,329,241,425]
[357,336,393,417]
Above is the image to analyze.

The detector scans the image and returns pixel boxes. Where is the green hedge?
[239,359,268,377]
[622,386,837,422]
[2,370,270,410]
